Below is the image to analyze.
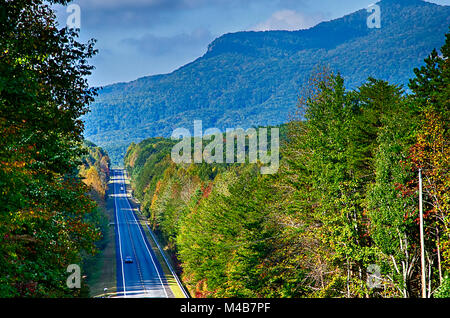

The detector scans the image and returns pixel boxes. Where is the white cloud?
[252,9,319,31]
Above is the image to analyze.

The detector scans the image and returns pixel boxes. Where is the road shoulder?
[87,177,117,298]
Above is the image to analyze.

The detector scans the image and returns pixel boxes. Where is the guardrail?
[144,222,190,298]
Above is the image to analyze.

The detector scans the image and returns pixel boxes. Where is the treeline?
[80,141,111,203]
[125,32,449,298]
[0,1,103,297]
[79,141,111,296]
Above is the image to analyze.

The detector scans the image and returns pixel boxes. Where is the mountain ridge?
[83,0,450,164]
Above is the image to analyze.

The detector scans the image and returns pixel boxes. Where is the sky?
[53,0,450,87]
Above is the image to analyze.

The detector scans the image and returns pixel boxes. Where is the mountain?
[83,0,450,165]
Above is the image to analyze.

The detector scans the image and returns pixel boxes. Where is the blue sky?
[53,0,450,87]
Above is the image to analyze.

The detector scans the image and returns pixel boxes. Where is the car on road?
[124,256,133,264]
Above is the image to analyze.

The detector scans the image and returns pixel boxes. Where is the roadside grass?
[85,180,117,298]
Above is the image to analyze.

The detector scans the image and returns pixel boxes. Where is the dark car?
[124,256,133,264]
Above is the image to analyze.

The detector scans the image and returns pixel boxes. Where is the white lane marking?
[121,195,150,297]
[113,170,127,297]
[120,170,169,298]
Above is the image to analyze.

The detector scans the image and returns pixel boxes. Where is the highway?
[112,168,172,298]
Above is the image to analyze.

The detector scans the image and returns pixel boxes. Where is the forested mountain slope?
[83,0,450,164]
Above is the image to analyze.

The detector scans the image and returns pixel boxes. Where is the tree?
[365,97,419,297]
[406,30,450,295]
[279,70,382,297]
[0,0,99,297]
[177,166,279,297]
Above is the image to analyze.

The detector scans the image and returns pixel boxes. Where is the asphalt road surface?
[112,169,172,298]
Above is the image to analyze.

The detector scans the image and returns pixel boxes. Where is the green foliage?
[278,71,379,297]
[80,141,111,197]
[177,166,281,297]
[435,275,450,298]
[0,0,100,297]
[364,87,420,297]
[78,141,111,295]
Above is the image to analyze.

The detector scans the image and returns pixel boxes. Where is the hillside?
[83,0,450,164]
[121,30,450,297]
